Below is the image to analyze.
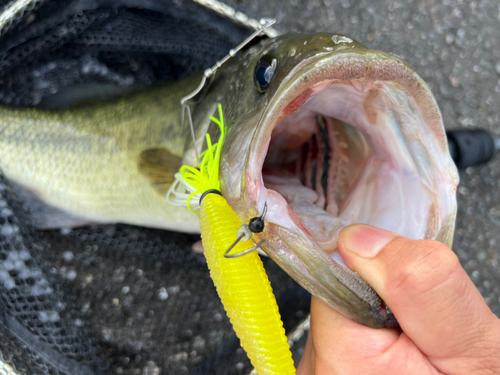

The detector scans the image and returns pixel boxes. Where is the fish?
[0,33,458,328]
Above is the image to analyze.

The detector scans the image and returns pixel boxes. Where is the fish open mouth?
[245,53,458,267]
[262,91,370,264]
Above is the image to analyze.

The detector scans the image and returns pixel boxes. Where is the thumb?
[338,224,500,374]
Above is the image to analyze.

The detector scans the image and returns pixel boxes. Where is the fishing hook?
[223,202,269,258]
[224,235,266,259]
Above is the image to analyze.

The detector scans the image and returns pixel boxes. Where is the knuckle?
[386,239,461,298]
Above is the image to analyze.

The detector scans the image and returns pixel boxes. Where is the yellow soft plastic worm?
[167,104,295,374]
[200,194,295,374]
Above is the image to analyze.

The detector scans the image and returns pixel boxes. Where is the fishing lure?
[167,104,295,374]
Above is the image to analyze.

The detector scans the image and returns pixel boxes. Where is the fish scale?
[0,82,200,232]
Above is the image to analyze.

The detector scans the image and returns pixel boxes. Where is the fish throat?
[253,78,445,264]
[263,114,365,258]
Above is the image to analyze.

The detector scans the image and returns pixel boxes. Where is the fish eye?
[254,56,277,93]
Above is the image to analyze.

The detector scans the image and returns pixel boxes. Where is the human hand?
[297,224,500,374]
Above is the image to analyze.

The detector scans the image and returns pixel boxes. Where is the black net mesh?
[0,1,310,374]
[0,172,106,374]
[0,0,252,107]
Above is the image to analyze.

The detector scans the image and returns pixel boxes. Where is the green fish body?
[0,79,200,232]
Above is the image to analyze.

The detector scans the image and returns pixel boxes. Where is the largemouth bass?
[0,33,458,328]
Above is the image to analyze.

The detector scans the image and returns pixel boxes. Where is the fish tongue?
[289,202,349,253]
[263,174,318,204]
[262,174,350,254]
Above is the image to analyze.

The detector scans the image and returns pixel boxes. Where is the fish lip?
[240,47,457,327]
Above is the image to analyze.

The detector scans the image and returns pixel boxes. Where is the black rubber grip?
[446,129,495,170]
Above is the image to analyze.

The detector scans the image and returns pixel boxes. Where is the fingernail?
[339,225,395,258]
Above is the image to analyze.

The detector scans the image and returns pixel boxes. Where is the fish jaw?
[227,45,458,328]
[261,198,398,328]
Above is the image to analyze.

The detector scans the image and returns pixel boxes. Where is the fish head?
[199,33,458,328]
